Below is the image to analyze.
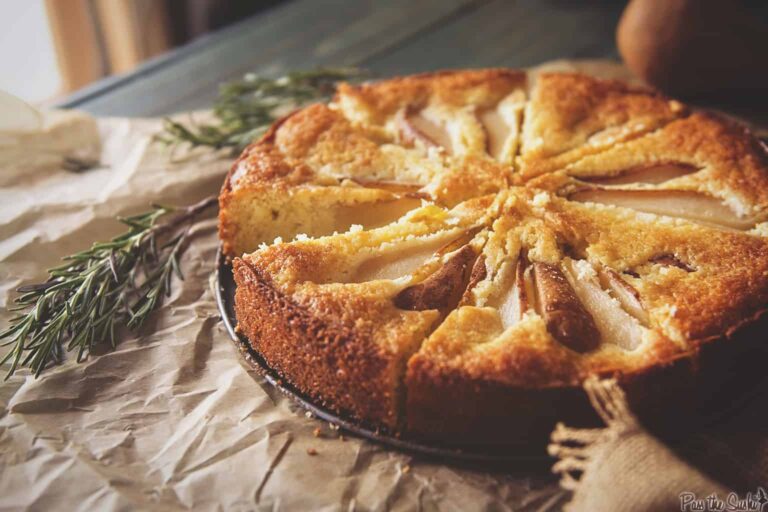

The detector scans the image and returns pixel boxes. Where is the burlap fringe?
[547,377,640,491]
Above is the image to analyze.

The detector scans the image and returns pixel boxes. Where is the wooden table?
[59,0,624,116]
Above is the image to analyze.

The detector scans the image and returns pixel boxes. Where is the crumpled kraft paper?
[0,112,567,511]
[4,59,763,511]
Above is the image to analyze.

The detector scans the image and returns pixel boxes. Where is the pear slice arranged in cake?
[560,113,768,231]
[569,189,763,230]
[518,72,687,177]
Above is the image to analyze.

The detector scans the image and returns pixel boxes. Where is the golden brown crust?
[221,68,768,451]
[405,307,768,452]
[233,258,404,427]
[335,68,527,124]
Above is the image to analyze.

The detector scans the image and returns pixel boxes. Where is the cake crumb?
[402,465,411,474]
[313,427,322,438]
[307,448,318,456]
[532,191,550,207]
[669,100,684,112]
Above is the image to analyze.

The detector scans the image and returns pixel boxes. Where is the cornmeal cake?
[220,69,768,451]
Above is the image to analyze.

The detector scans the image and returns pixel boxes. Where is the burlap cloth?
[1,61,766,511]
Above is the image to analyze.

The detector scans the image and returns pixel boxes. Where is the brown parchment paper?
[3,60,762,511]
[0,116,566,512]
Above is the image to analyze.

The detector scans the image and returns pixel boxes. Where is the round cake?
[219,69,768,452]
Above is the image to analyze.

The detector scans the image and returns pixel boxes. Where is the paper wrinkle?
[0,64,657,510]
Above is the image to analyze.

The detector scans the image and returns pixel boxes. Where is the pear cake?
[221,69,768,451]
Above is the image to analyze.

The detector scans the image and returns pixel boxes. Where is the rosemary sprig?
[0,196,217,379]
[159,67,367,151]
[3,68,363,379]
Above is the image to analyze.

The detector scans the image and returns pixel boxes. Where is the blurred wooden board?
[363,0,622,74]
[58,0,623,116]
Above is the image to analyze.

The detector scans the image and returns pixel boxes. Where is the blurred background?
[2,0,766,110]
[0,0,279,104]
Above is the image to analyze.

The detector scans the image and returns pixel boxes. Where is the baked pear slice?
[518,72,687,178]
[551,113,768,231]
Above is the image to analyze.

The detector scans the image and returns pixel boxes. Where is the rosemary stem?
[2,66,358,379]
[150,196,218,238]
[1,194,218,379]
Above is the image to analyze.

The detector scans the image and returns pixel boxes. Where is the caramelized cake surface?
[220,70,768,448]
